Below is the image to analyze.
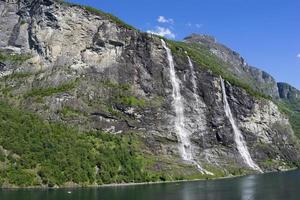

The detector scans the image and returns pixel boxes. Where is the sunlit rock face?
[0,0,299,175]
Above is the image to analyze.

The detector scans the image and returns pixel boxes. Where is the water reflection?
[240,175,256,200]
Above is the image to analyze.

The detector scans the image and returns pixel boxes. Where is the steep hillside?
[184,34,300,139]
[0,0,299,187]
[184,34,280,99]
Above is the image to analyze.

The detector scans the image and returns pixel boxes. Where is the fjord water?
[220,78,262,172]
[1,170,300,200]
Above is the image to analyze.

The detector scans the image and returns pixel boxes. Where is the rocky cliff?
[0,0,299,187]
[278,82,300,101]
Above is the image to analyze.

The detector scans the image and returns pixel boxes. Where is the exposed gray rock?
[278,82,300,101]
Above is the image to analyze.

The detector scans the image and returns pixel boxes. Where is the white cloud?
[186,22,203,29]
[297,54,300,58]
[157,16,174,24]
[147,26,175,39]
[195,24,203,28]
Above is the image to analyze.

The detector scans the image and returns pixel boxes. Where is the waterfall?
[187,55,204,142]
[187,55,214,175]
[187,56,199,104]
[220,77,262,172]
[161,39,213,175]
[161,39,191,161]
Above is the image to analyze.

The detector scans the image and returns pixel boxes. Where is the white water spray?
[161,39,212,175]
[187,55,200,105]
[161,39,190,160]
[187,55,214,175]
[220,77,262,172]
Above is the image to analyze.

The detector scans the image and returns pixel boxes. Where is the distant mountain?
[278,82,300,101]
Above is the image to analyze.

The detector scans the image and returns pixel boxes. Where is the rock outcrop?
[278,82,300,101]
[0,0,299,182]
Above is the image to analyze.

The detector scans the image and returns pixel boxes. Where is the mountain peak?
[184,34,217,44]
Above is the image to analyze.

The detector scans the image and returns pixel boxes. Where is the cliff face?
[278,82,300,101]
[276,82,300,138]
[0,0,299,186]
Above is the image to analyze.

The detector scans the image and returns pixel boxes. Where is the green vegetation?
[0,89,226,187]
[166,40,271,100]
[141,155,218,181]
[0,52,31,63]
[25,81,77,98]
[58,0,137,31]
[0,86,13,97]
[100,80,147,108]
[118,96,146,107]
[100,80,131,92]
[0,101,224,187]
[259,158,285,170]
[0,101,159,187]
[20,20,26,25]
[2,72,32,80]
[276,100,300,138]
[60,106,85,118]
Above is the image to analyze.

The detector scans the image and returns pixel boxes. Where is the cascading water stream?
[187,55,214,175]
[161,39,212,175]
[161,39,190,161]
[187,56,200,105]
[220,77,262,172]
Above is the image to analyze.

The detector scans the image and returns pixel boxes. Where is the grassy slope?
[57,0,137,31]
[277,100,300,138]
[166,40,271,99]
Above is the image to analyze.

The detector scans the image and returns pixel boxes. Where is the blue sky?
[70,0,300,89]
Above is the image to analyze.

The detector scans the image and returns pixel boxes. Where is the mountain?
[184,34,280,99]
[0,0,299,187]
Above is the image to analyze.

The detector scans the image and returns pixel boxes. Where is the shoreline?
[1,168,297,190]
[76,167,297,188]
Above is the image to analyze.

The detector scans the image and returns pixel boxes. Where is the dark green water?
[1,170,300,200]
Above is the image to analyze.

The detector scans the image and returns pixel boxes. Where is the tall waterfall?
[220,78,262,172]
[161,39,191,161]
[187,55,214,175]
[161,39,212,175]
[187,55,205,142]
